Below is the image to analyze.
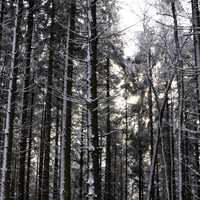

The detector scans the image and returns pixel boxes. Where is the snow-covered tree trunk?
[0,0,23,199]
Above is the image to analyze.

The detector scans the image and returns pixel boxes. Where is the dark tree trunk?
[37,99,46,200]
[25,77,35,200]
[171,2,184,200]
[53,102,60,200]
[104,58,112,200]
[162,94,172,200]
[0,0,5,60]
[41,0,55,199]
[18,0,34,199]
[191,0,200,196]
[148,50,154,200]
[79,109,84,200]
[64,1,76,200]
[1,0,23,199]
[113,143,117,200]
[125,78,128,200]
[0,0,5,184]
[89,0,101,199]
[170,100,176,200]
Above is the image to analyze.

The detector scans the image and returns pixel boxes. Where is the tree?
[0,0,23,199]
[18,1,34,199]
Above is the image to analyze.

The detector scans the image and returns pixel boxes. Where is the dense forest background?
[0,0,200,200]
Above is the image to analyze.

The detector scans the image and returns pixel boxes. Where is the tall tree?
[86,0,101,199]
[41,0,55,199]
[60,0,76,200]
[18,0,34,199]
[191,0,200,197]
[0,0,23,199]
[104,58,112,200]
[171,2,184,200]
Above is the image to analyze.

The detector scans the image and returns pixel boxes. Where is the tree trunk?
[37,98,46,200]
[125,76,128,200]
[60,1,76,200]
[25,77,35,200]
[18,0,34,199]
[79,109,84,200]
[86,0,101,199]
[41,0,55,198]
[53,102,60,200]
[148,49,154,200]
[0,0,5,187]
[104,58,112,200]
[171,2,184,200]
[191,0,200,196]
[0,0,23,199]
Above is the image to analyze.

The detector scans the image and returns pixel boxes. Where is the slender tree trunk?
[60,1,76,200]
[79,109,84,200]
[0,0,23,199]
[64,1,76,199]
[156,165,160,200]
[184,113,192,200]
[41,0,54,198]
[18,1,34,199]
[25,77,35,200]
[0,0,5,152]
[146,76,174,200]
[120,140,123,200]
[0,0,5,69]
[37,98,46,200]
[138,131,143,200]
[86,0,101,199]
[113,143,117,200]
[162,93,172,200]
[104,58,112,200]
[53,102,60,200]
[171,3,184,200]
[170,99,176,200]
[138,91,144,200]
[148,49,154,200]
[125,77,128,200]
[191,0,200,196]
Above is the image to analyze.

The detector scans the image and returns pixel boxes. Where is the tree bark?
[79,109,84,200]
[86,0,101,199]
[60,1,76,200]
[18,0,34,199]
[41,0,55,199]
[0,0,23,199]
[25,77,35,200]
[53,102,60,200]
[104,58,112,200]
[171,2,184,200]
[37,98,46,200]
[191,0,200,196]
